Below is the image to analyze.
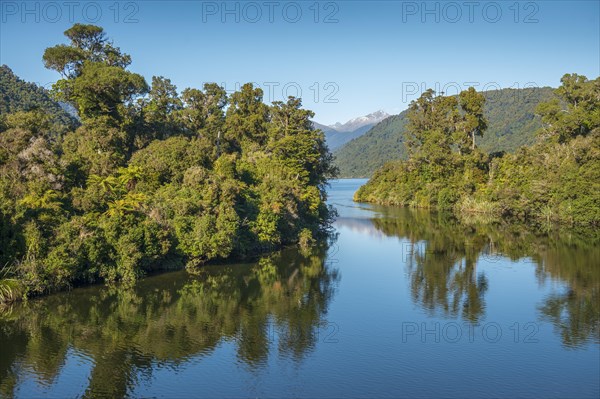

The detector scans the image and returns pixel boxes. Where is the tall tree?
[458,87,487,151]
[43,24,131,78]
[405,89,458,161]
[43,24,146,122]
[268,97,336,186]
[178,83,228,139]
[269,97,314,137]
[141,76,182,141]
[225,83,269,148]
[537,74,600,143]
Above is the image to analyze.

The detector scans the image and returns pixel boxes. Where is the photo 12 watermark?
[200,1,340,23]
[217,81,340,104]
[400,1,540,24]
[1,1,140,23]
[267,320,340,343]
[400,81,541,104]
[402,321,541,343]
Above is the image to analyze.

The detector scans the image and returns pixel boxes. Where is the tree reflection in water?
[0,245,340,397]
[369,206,599,344]
[1,206,598,397]
[533,233,600,348]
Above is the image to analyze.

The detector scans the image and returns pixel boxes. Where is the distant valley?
[313,110,389,151]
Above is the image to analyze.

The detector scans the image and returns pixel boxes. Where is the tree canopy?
[356,76,600,227]
[334,87,556,178]
[0,24,337,302]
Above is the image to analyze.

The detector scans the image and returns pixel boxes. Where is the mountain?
[313,110,390,151]
[330,110,390,132]
[334,87,556,177]
[0,65,78,128]
[333,112,407,177]
[325,124,377,151]
[312,121,337,135]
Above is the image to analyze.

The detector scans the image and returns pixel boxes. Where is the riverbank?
[1,179,598,398]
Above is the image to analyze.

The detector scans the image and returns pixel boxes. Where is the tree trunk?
[216,130,221,156]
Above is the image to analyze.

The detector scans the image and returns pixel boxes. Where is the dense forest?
[334,87,556,177]
[355,75,600,226]
[2,207,597,396]
[0,24,336,303]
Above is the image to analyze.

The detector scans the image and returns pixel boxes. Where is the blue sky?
[1,0,599,124]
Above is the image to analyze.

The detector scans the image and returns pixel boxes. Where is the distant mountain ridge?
[333,87,556,177]
[313,110,390,150]
[329,110,390,132]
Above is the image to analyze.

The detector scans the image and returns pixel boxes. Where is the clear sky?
[1,0,599,125]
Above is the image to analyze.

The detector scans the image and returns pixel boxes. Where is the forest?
[334,87,556,177]
[0,24,336,302]
[355,74,600,227]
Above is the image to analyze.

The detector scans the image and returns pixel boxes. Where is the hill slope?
[325,124,376,150]
[313,111,390,151]
[334,87,556,177]
[0,65,78,127]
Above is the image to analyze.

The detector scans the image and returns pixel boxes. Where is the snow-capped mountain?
[329,110,390,133]
[312,110,391,151]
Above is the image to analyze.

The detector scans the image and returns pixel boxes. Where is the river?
[0,179,598,398]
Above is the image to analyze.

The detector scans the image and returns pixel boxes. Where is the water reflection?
[366,206,599,344]
[0,246,340,397]
[534,236,600,348]
[1,183,598,398]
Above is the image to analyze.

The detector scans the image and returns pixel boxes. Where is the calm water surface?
[1,179,599,398]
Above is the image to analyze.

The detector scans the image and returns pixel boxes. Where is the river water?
[0,179,598,398]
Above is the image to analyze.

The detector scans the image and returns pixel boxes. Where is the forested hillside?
[333,112,408,177]
[0,24,336,302]
[325,124,374,150]
[355,75,600,226]
[335,87,555,177]
[0,65,78,130]
[314,110,389,151]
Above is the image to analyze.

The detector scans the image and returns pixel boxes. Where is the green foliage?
[537,74,600,143]
[64,62,148,121]
[225,83,270,149]
[0,24,336,301]
[356,87,490,210]
[335,87,556,177]
[43,24,146,123]
[43,24,131,78]
[0,65,78,130]
[177,83,227,137]
[61,116,131,177]
[458,87,487,152]
[486,130,600,225]
[357,75,600,227]
[0,265,23,303]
